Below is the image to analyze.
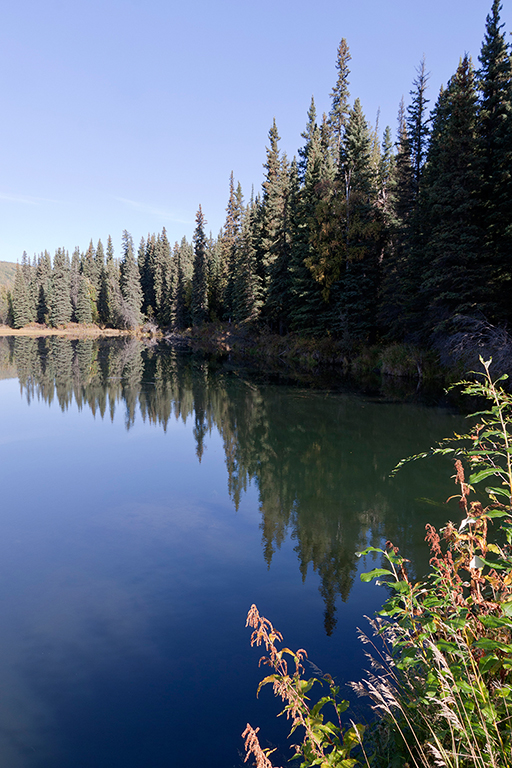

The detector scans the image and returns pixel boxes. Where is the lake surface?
[0,336,466,768]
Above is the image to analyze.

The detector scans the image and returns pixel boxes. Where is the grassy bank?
[169,324,446,382]
[0,323,134,339]
[170,318,512,391]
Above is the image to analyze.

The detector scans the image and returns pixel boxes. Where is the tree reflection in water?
[1,335,460,635]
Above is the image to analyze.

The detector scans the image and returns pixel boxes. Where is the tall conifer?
[49,249,72,327]
[407,57,430,200]
[120,230,143,328]
[191,207,209,326]
[11,265,32,328]
[420,56,483,330]
[478,0,512,320]
[327,38,351,161]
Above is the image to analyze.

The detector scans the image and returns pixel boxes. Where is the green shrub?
[244,358,512,768]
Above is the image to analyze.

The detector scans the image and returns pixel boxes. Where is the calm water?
[0,336,465,768]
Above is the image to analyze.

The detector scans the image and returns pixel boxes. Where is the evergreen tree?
[104,235,122,327]
[11,265,32,328]
[327,38,351,161]
[231,201,262,324]
[48,248,72,327]
[477,0,512,320]
[290,124,331,334]
[174,244,189,330]
[223,173,244,318]
[120,231,143,328]
[95,239,105,283]
[379,102,414,337]
[259,119,296,322]
[265,155,298,333]
[158,228,174,326]
[207,230,225,322]
[419,56,483,330]
[191,206,209,325]
[35,251,52,324]
[81,240,99,321]
[298,97,317,183]
[76,275,93,324]
[328,99,382,340]
[20,251,36,319]
[69,247,81,320]
[140,235,156,317]
[407,57,430,200]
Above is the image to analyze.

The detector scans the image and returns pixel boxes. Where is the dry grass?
[0,323,130,338]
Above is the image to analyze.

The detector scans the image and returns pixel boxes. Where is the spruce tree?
[420,56,483,330]
[379,101,415,337]
[69,247,81,320]
[174,245,189,330]
[191,206,209,326]
[265,155,297,333]
[158,228,174,326]
[20,251,36,320]
[298,97,317,183]
[76,275,93,324]
[11,265,32,328]
[477,0,512,320]
[120,230,143,328]
[327,38,351,161]
[103,235,122,327]
[206,233,224,322]
[259,120,282,294]
[95,239,105,283]
[290,125,331,335]
[35,251,52,324]
[48,248,72,327]
[231,201,262,324]
[223,173,244,319]
[140,235,156,317]
[407,57,430,200]
[330,99,382,340]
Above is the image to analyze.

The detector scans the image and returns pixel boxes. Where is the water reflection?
[1,336,461,636]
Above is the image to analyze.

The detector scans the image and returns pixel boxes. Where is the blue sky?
[0,0,507,263]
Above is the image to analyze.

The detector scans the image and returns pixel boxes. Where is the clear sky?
[0,0,508,263]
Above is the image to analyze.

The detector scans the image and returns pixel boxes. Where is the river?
[0,335,465,767]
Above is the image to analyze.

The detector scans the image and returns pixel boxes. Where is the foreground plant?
[243,604,365,768]
[244,359,512,768]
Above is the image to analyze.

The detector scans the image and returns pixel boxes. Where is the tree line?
[8,1,512,346]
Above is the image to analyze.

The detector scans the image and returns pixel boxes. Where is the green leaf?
[360,568,394,583]
[479,614,512,629]
[355,546,384,558]
[310,696,333,718]
[479,654,501,674]
[474,638,512,653]
[485,504,511,514]
[469,467,503,484]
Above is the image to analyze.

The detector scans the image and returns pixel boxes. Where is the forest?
[4,1,512,361]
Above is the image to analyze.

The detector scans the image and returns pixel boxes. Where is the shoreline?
[0,324,132,339]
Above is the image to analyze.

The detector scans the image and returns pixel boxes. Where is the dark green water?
[0,336,465,767]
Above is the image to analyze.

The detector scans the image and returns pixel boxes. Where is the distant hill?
[0,261,17,290]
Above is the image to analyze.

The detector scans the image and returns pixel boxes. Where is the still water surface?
[0,336,465,767]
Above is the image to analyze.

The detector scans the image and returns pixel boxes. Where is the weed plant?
[243,358,512,768]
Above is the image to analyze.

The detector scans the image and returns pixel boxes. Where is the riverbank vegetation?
[4,1,512,382]
[243,359,512,767]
